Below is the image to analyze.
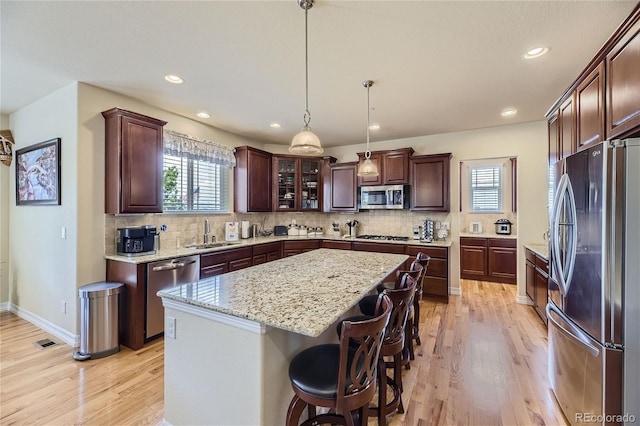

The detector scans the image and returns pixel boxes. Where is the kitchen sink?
[187,242,239,249]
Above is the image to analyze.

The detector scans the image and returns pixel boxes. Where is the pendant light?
[357,80,379,177]
[289,0,323,155]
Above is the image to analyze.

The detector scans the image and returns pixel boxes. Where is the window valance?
[163,130,236,167]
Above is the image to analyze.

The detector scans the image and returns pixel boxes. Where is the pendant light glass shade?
[358,157,379,176]
[290,125,323,154]
[357,80,379,177]
[289,0,323,155]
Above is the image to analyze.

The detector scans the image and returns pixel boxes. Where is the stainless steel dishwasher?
[146,255,199,340]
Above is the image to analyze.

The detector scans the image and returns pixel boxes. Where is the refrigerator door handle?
[547,303,600,357]
[563,176,578,294]
[551,174,569,296]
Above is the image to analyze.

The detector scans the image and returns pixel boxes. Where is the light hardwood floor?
[0,280,567,425]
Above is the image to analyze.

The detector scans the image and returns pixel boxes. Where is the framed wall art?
[15,138,61,206]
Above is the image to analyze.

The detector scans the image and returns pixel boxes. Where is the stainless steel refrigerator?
[548,139,639,425]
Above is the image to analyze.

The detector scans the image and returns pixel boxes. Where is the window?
[162,131,235,212]
[470,165,502,212]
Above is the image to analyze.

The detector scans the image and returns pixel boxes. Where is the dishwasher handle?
[151,259,197,272]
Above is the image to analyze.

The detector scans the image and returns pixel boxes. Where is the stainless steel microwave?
[358,185,409,210]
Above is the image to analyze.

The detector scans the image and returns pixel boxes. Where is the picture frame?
[15,138,61,206]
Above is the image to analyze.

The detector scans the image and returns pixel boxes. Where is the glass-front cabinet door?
[301,159,320,210]
[274,157,321,212]
[276,158,297,211]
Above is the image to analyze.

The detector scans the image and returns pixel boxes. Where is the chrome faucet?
[204,219,211,244]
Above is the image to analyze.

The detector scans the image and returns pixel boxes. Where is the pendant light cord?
[365,82,371,160]
[303,7,311,127]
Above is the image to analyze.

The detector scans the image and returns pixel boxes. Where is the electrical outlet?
[61,226,66,239]
[441,222,450,230]
[61,301,66,314]
[435,222,442,229]
[166,316,176,339]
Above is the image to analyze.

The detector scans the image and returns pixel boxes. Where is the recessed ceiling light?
[501,108,518,117]
[270,123,281,128]
[164,74,184,84]
[368,124,380,130]
[524,47,549,59]
[196,112,210,119]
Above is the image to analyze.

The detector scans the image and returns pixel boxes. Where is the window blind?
[162,131,232,212]
[470,166,502,212]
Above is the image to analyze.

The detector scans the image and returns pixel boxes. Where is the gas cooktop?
[356,235,410,241]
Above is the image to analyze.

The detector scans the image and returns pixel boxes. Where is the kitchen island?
[158,248,408,426]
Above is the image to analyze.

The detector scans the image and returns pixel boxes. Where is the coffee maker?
[117,226,157,256]
[422,220,435,242]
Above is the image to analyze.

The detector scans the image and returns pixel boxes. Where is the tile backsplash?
[458,211,518,235]
[105,210,453,254]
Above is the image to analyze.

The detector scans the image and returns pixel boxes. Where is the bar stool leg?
[286,395,307,426]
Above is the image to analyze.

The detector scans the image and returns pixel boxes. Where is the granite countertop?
[459,232,518,239]
[158,249,408,337]
[525,243,549,260]
[105,234,452,264]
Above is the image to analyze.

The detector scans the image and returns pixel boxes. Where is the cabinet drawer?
[201,247,253,267]
[525,249,536,264]
[488,238,517,248]
[266,251,281,262]
[200,263,227,279]
[253,242,281,256]
[460,237,488,247]
[284,249,303,257]
[426,257,448,278]
[535,255,549,274]
[229,257,252,271]
[352,242,405,254]
[405,245,448,259]
[283,240,320,251]
[321,240,353,250]
[253,254,267,265]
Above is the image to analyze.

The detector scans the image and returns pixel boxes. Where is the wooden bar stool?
[405,253,430,364]
[358,262,422,317]
[370,273,417,426]
[286,294,392,426]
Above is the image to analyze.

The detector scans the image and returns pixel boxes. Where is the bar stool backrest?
[336,294,392,412]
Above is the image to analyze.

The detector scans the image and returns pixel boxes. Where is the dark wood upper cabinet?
[576,61,606,150]
[410,153,451,212]
[548,111,560,165]
[357,148,413,186]
[559,94,576,161]
[328,162,358,212]
[606,19,640,139]
[273,156,322,212]
[234,146,272,213]
[102,108,166,214]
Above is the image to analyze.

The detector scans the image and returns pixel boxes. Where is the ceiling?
[1,1,637,148]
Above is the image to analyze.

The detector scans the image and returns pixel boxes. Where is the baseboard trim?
[0,301,10,312]
[516,295,534,305]
[8,303,79,347]
[449,287,462,296]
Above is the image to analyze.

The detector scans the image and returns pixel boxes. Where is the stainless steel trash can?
[73,282,124,361]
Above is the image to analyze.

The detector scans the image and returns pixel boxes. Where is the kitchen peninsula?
[158,248,408,426]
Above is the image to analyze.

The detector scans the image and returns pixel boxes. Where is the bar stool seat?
[286,294,392,426]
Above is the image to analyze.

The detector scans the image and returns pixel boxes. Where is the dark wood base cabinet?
[106,260,146,350]
[200,246,253,279]
[525,248,549,325]
[405,245,449,303]
[283,240,320,257]
[460,237,517,284]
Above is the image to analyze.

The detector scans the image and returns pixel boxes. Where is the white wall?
[0,114,10,307]
[8,83,79,337]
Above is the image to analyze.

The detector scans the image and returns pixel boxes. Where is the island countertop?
[158,248,408,337]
